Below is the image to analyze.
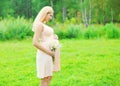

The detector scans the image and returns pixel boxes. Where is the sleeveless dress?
[34,23,60,79]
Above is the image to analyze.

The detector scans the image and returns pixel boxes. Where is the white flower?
[49,40,61,51]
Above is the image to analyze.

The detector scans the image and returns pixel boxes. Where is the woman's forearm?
[33,42,54,56]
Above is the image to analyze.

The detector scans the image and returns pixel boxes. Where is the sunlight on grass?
[0,38,120,86]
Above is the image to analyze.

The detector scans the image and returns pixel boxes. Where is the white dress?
[34,23,60,79]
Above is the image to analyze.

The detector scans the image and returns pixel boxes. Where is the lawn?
[0,38,120,86]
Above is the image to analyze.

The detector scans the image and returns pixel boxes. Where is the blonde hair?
[32,6,54,31]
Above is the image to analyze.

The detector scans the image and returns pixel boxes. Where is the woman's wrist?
[47,50,54,57]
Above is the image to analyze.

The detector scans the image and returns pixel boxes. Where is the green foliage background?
[0,18,120,40]
[0,1,120,86]
[0,0,120,23]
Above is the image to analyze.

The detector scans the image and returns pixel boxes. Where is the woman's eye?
[50,15,53,17]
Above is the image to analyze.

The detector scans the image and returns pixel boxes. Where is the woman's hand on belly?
[47,50,55,57]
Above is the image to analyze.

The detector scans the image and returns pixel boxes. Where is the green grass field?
[0,38,120,86]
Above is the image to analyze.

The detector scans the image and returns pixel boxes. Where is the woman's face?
[44,12,53,22]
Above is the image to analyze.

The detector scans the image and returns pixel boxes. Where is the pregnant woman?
[32,6,60,86]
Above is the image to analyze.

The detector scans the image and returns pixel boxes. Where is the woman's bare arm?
[32,23,54,57]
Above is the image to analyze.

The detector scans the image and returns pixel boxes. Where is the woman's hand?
[47,50,55,57]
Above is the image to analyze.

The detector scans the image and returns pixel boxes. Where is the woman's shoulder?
[36,22,44,27]
[32,22,44,32]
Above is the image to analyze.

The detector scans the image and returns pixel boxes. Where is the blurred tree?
[107,0,120,22]
[12,0,33,18]
[0,0,119,24]
[32,0,49,17]
[0,0,13,18]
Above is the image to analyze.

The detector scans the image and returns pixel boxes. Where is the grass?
[0,38,120,86]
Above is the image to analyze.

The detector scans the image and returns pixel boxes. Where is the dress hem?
[37,75,53,79]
